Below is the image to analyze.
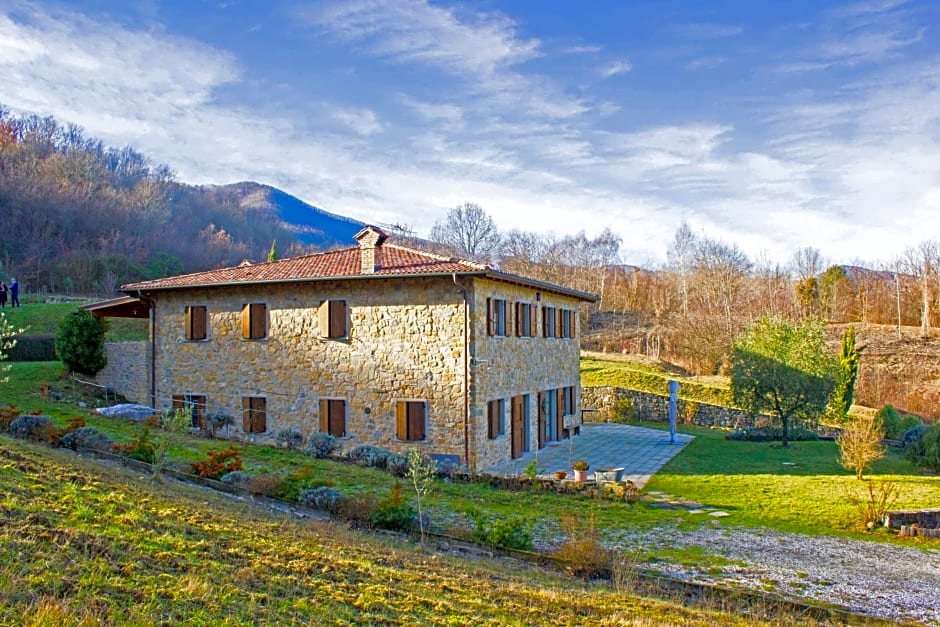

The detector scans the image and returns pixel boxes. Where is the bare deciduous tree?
[429,202,501,263]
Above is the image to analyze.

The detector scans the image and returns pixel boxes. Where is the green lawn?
[2,301,147,342]
[581,357,733,407]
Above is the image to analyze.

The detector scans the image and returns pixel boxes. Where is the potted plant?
[572,459,589,482]
[554,470,567,480]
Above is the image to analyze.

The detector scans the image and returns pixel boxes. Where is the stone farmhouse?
[90,226,597,471]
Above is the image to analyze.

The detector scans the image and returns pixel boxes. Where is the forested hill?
[0,108,362,295]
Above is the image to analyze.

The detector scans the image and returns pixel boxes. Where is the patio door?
[511,395,526,459]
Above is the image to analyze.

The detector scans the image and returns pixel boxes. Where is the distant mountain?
[204,182,364,250]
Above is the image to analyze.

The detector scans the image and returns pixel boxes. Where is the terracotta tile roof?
[122,239,598,302]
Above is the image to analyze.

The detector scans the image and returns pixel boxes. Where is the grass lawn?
[2,437,768,626]
[645,422,940,539]
[2,301,148,341]
[581,356,733,407]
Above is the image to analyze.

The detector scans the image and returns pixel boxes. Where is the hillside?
[0,436,758,626]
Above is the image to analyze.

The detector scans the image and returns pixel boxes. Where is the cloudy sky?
[1,0,938,265]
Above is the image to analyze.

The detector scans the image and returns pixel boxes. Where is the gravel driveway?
[608,524,940,625]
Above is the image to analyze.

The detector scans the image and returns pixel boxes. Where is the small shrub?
[110,429,157,464]
[845,479,900,529]
[522,458,542,480]
[191,445,243,479]
[219,470,252,486]
[338,492,379,525]
[877,404,922,440]
[727,426,819,442]
[385,452,409,477]
[299,486,344,512]
[273,466,334,501]
[8,414,53,442]
[0,405,21,431]
[243,474,284,497]
[304,432,338,458]
[275,427,304,450]
[903,424,940,471]
[682,400,700,424]
[552,513,610,578]
[60,426,113,452]
[55,309,107,376]
[348,445,405,474]
[204,411,235,437]
[6,334,56,361]
[368,483,415,531]
[49,416,85,447]
[467,509,533,551]
[612,397,637,423]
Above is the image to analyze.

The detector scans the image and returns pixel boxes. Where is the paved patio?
[486,423,693,488]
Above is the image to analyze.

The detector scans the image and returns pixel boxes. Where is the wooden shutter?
[397,401,407,439]
[329,399,345,437]
[529,304,536,337]
[319,301,330,337]
[487,400,498,439]
[241,304,251,339]
[193,307,207,340]
[319,399,329,433]
[253,397,266,433]
[514,303,522,336]
[184,307,193,340]
[407,402,425,441]
[329,300,346,338]
[242,397,251,431]
[172,395,185,411]
[555,308,563,338]
[487,298,495,336]
[191,395,206,428]
[505,300,513,337]
[249,303,266,339]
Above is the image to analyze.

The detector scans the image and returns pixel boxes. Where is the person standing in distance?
[9,278,18,307]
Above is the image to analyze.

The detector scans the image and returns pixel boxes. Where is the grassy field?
[581,354,733,407]
[2,301,148,342]
[0,436,778,626]
[6,361,940,550]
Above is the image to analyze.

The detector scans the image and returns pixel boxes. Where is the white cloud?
[599,59,632,78]
[331,107,382,136]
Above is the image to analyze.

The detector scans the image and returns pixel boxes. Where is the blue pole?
[668,380,679,444]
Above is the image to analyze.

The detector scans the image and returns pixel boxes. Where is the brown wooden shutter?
[505,301,513,337]
[253,397,266,433]
[192,307,207,340]
[249,303,266,339]
[555,308,563,338]
[319,399,329,433]
[319,301,330,337]
[529,304,536,337]
[241,304,251,339]
[396,401,407,439]
[172,395,184,410]
[487,298,495,336]
[192,395,206,428]
[514,303,522,336]
[242,397,251,431]
[184,307,193,340]
[329,300,346,338]
[329,399,345,437]
[407,402,425,441]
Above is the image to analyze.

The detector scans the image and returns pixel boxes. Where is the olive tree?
[730,316,838,447]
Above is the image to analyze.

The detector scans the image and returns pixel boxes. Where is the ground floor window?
[397,400,427,441]
[487,399,505,439]
[173,394,206,429]
[319,398,346,437]
[242,396,267,433]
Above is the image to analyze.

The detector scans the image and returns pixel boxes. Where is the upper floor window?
[242,303,267,339]
[319,398,347,437]
[185,306,207,340]
[397,400,427,441]
[487,398,505,439]
[542,306,556,338]
[242,396,267,433]
[320,300,348,338]
[561,309,575,339]
[515,302,536,337]
[487,298,507,337]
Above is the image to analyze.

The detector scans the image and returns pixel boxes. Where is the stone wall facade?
[150,275,585,471]
[95,341,151,404]
[581,386,836,435]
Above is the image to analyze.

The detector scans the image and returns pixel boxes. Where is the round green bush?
[55,309,108,376]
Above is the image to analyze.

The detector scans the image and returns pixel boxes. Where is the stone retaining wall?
[885,508,940,530]
[581,386,840,436]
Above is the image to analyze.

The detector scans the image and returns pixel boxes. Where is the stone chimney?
[354,225,388,274]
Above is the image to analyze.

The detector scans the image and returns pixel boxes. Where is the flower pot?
[554,471,567,480]
[573,469,589,482]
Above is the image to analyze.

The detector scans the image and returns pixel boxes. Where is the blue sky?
[1,0,938,265]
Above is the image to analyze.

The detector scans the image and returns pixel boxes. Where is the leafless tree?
[429,202,501,263]
[666,221,696,316]
[790,246,825,281]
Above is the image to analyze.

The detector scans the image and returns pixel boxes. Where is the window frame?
[184,305,208,341]
[396,400,427,442]
[515,302,536,338]
[319,397,347,437]
[487,298,507,337]
[241,303,268,340]
[241,396,267,433]
[542,306,556,338]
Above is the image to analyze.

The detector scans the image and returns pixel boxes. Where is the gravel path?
[608,524,940,625]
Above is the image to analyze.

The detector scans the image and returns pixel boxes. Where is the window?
[515,302,536,337]
[487,298,507,336]
[487,399,505,439]
[241,303,267,339]
[563,386,576,416]
[319,398,346,437]
[542,306,556,338]
[185,306,207,340]
[172,393,206,428]
[561,309,575,339]
[397,400,426,441]
[242,396,267,433]
[319,300,348,338]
